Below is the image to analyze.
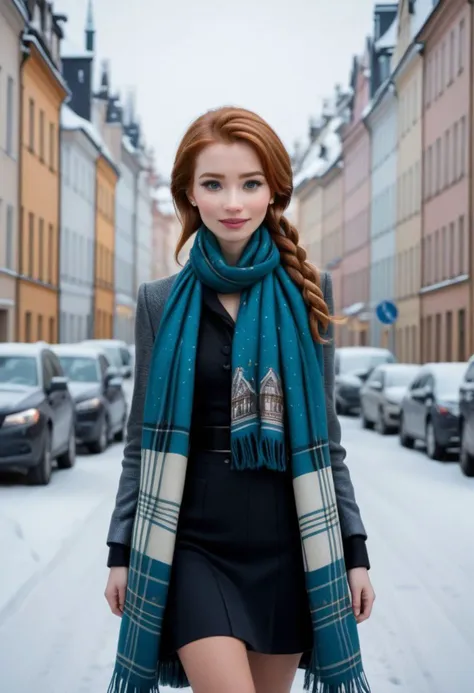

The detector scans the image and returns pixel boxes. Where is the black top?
[108,286,370,571]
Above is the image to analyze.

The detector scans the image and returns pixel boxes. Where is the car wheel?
[57,425,76,469]
[376,407,389,435]
[426,419,445,460]
[460,428,474,477]
[361,406,373,430]
[399,414,414,448]
[114,414,127,443]
[89,417,108,454]
[28,428,53,485]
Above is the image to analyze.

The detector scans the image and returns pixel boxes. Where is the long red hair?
[171,106,331,342]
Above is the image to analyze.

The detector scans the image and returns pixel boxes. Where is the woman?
[105,106,375,693]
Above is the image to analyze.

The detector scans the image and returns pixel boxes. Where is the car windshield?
[0,356,38,386]
[103,347,122,368]
[386,367,418,387]
[59,356,99,382]
[435,366,467,396]
[340,351,395,375]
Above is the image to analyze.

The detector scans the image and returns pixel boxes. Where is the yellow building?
[392,0,431,363]
[94,155,118,338]
[17,9,68,342]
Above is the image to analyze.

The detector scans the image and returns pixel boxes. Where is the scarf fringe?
[303,652,371,693]
[157,656,189,688]
[230,432,287,471]
[107,671,159,693]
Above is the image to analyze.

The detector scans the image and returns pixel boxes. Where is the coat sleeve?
[321,271,368,542]
[106,282,155,551]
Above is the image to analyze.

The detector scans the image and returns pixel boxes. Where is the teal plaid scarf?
[108,225,370,693]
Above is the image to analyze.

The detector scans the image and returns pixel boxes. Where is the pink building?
[419,0,471,363]
[341,48,372,346]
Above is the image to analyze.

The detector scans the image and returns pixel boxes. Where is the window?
[446,312,452,361]
[459,215,465,275]
[445,129,450,185]
[459,18,465,73]
[39,110,45,162]
[49,123,55,170]
[453,122,458,180]
[6,77,14,156]
[435,314,441,362]
[28,212,34,277]
[37,314,43,340]
[435,138,441,194]
[449,29,455,83]
[6,205,14,270]
[38,218,44,281]
[434,50,439,98]
[25,311,32,342]
[449,222,455,277]
[458,309,466,361]
[427,316,433,362]
[434,230,439,282]
[427,146,433,198]
[49,317,55,344]
[29,98,35,152]
[460,116,466,177]
[440,41,445,93]
[48,223,54,283]
[441,226,447,279]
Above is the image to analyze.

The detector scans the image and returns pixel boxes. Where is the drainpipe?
[16,33,31,342]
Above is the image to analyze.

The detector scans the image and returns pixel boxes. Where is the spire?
[97,59,110,99]
[85,0,95,52]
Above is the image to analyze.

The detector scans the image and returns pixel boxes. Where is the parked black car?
[399,362,467,460]
[52,344,128,454]
[0,342,76,484]
[81,339,132,379]
[334,347,396,414]
[458,356,474,476]
[360,363,420,434]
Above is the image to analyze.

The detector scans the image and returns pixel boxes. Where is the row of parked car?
[0,339,133,485]
[334,346,474,477]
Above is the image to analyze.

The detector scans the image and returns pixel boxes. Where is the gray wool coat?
[107,271,367,548]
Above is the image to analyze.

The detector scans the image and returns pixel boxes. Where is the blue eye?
[201,181,221,191]
[245,180,263,190]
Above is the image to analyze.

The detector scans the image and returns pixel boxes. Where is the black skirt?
[160,449,313,660]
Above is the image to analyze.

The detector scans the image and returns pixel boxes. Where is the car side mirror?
[49,376,68,393]
[371,381,383,391]
[105,366,119,385]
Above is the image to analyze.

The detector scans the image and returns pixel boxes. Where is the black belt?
[191,425,231,452]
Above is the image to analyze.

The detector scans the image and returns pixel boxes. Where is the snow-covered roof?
[61,105,117,171]
[60,36,93,60]
[122,136,136,155]
[12,0,29,21]
[413,0,437,36]
[375,16,398,51]
[153,186,176,217]
[293,115,343,191]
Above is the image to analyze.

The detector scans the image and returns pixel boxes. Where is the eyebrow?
[198,171,265,179]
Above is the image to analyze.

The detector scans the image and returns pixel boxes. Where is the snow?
[61,105,116,169]
[1,414,473,691]
[60,36,93,60]
[122,135,136,155]
[293,116,343,190]
[375,16,398,51]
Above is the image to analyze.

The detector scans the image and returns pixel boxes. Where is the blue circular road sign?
[376,300,398,325]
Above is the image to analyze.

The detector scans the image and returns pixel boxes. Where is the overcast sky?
[56,0,378,177]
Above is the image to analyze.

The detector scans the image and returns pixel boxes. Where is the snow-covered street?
[1,414,473,693]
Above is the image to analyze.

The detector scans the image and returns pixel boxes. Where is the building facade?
[341,49,372,346]
[17,2,68,343]
[419,0,471,363]
[152,186,182,280]
[135,162,154,293]
[0,0,28,341]
[320,160,344,320]
[392,0,433,363]
[94,154,118,338]
[59,106,98,343]
[366,84,398,350]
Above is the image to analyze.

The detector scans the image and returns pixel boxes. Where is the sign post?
[375,300,398,353]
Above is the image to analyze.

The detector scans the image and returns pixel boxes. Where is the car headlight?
[76,397,101,411]
[3,408,40,427]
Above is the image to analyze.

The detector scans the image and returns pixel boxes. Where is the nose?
[223,189,244,213]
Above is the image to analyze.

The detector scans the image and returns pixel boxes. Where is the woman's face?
[190,142,273,262]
